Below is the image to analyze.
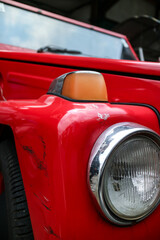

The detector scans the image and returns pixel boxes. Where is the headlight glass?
[102,136,160,220]
[88,123,160,225]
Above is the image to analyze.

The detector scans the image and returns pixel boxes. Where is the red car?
[0,0,160,239]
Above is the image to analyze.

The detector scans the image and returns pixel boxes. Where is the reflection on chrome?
[88,122,160,225]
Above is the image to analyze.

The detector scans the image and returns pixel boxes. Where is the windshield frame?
[0,0,138,60]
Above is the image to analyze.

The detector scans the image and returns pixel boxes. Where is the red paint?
[0,96,159,240]
[0,43,35,52]
[0,1,160,240]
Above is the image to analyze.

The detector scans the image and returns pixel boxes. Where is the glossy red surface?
[0,95,159,240]
[0,30,160,240]
[0,43,35,52]
[0,52,160,111]
[0,1,160,239]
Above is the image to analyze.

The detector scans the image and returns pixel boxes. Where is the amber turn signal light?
[62,71,108,101]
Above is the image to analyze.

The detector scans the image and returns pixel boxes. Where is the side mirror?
[48,71,108,101]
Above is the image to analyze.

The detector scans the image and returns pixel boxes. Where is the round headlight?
[88,122,160,225]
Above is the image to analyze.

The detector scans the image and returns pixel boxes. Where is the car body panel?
[0,1,160,240]
[0,53,160,112]
[0,95,159,239]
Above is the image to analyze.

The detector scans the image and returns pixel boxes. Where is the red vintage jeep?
[0,0,160,239]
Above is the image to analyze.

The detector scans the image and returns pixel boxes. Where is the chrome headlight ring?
[88,122,160,226]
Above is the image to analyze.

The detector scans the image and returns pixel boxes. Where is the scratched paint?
[22,145,46,170]
[21,134,48,175]
[33,192,51,211]
[39,136,46,160]
[97,113,110,121]
[44,226,60,238]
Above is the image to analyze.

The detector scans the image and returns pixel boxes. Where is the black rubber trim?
[110,102,160,127]
[47,94,160,126]
[1,58,160,81]
[47,92,108,103]
[48,93,160,127]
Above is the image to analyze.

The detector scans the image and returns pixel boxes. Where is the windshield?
[0,2,136,60]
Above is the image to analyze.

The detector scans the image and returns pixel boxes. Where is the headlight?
[88,122,160,225]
